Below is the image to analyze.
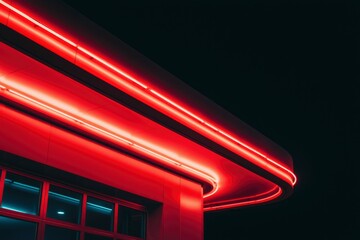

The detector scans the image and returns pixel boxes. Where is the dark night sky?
[61,0,360,239]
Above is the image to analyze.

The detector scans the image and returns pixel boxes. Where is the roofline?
[0,0,296,210]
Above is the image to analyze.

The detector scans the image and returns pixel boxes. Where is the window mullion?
[38,181,49,240]
[40,181,49,218]
[0,169,6,205]
[114,202,119,234]
[80,193,87,240]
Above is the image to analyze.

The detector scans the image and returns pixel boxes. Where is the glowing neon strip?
[78,46,148,89]
[0,82,218,198]
[0,1,77,47]
[0,0,296,186]
[204,186,282,211]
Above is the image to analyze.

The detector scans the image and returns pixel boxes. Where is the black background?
[60,0,359,239]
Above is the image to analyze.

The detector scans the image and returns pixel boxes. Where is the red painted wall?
[0,104,204,240]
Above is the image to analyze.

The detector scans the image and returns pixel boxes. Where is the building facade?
[0,1,296,239]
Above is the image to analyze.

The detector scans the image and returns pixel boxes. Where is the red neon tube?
[0,1,297,210]
[0,80,219,198]
[0,1,296,187]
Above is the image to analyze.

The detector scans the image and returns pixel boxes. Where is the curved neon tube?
[204,186,282,211]
[0,2,298,211]
[0,81,219,198]
[0,0,296,187]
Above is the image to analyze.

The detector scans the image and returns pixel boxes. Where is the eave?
[0,0,296,211]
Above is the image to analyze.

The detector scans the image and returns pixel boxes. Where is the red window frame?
[0,166,147,240]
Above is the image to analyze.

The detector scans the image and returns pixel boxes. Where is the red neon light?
[0,1,296,187]
[0,1,76,46]
[204,186,282,211]
[0,1,297,210]
[0,79,219,198]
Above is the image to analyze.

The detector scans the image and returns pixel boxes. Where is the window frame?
[0,167,146,240]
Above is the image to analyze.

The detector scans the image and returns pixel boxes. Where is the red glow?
[0,0,296,187]
[204,186,282,211]
[1,1,76,47]
[8,13,76,60]
[0,1,297,211]
[0,1,9,25]
[77,46,149,89]
[0,80,219,198]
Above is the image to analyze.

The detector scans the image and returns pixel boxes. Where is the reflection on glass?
[118,206,145,238]
[1,172,41,215]
[44,225,79,240]
[86,196,114,231]
[47,185,82,223]
[0,216,37,240]
[84,233,112,240]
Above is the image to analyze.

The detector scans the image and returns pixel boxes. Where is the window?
[47,185,82,224]
[1,172,41,215]
[0,215,37,240]
[118,206,146,238]
[0,168,146,240]
[44,225,79,240]
[86,196,114,231]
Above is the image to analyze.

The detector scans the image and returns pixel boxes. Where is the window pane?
[84,233,113,240]
[118,206,145,238]
[86,196,114,231]
[44,225,79,240]
[1,172,41,215]
[0,216,37,240]
[47,185,82,223]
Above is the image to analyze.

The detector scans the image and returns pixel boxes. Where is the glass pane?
[0,215,37,240]
[118,206,145,238]
[44,225,79,240]
[84,233,113,240]
[47,185,82,223]
[1,172,41,215]
[86,196,114,231]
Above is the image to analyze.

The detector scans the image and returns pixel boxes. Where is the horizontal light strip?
[5,179,40,193]
[87,202,113,213]
[0,81,218,198]
[49,191,80,204]
[0,0,296,186]
[1,205,30,214]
